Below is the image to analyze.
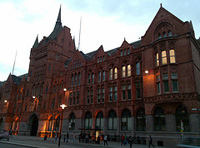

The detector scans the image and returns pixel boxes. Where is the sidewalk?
[0,135,172,148]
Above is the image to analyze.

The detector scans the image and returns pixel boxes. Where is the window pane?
[170,49,176,63]
[172,80,178,92]
[127,65,131,77]
[114,68,117,79]
[136,62,140,75]
[162,51,167,65]
[110,69,113,80]
[163,81,169,92]
[122,66,126,78]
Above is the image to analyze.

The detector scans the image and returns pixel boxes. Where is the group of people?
[53,132,154,147]
[121,134,155,148]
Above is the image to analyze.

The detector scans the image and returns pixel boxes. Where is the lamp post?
[58,104,67,147]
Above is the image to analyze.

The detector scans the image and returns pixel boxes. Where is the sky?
[0,0,199,81]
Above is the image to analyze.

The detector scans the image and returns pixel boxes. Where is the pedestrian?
[97,134,101,144]
[128,136,133,148]
[124,134,127,145]
[104,134,108,146]
[66,132,69,143]
[149,135,155,148]
[63,134,66,142]
[121,134,125,146]
[73,132,76,143]
[55,133,58,143]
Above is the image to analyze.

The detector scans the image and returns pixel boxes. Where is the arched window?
[136,108,146,131]
[127,65,131,77]
[158,33,162,39]
[85,112,92,129]
[69,113,75,130]
[121,109,132,131]
[168,30,172,36]
[54,116,60,131]
[176,106,190,132]
[48,116,53,131]
[154,107,166,131]
[163,32,167,37]
[108,110,117,130]
[95,112,103,130]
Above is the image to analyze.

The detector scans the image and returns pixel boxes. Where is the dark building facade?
[0,5,200,147]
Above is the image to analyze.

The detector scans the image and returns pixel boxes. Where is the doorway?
[29,114,38,136]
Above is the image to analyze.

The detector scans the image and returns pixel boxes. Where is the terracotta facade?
[0,5,200,147]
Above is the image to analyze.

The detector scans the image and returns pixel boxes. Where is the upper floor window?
[98,71,101,82]
[136,62,140,75]
[158,33,162,39]
[122,66,126,78]
[163,32,167,37]
[114,68,117,79]
[156,53,159,66]
[170,49,176,63]
[92,73,94,83]
[78,73,81,86]
[161,51,167,65]
[168,30,172,36]
[171,72,178,92]
[163,73,169,93]
[88,74,91,84]
[109,69,113,80]
[127,65,131,77]
[102,71,105,82]
[156,75,161,94]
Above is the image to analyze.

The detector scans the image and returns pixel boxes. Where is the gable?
[141,6,190,45]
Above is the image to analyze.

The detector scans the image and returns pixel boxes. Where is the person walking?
[66,132,69,143]
[121,134,125,146]
[149,135,155,148]
[128,136,133,148]
[104,134,108,146]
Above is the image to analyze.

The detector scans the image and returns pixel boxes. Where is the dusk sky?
[0,0,199,81]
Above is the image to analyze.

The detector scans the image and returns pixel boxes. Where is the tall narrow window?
[85,112,92,129]
[91,89,93,104]
[170,49,176,63]
[114,86,117,101]
[102,88,105,103]
[75,74,77,86]
[108,110,117,130]
[78,73,81,86]
[163,32,166,37]
[88,74,91,84]
[109,69,113,80]
[162,51,167,65]
[92,73,94,83]
[87,91,90,104]
[154,107,166,131]
[176,106,190,132]
[122,85,126,101]
[136,108,146,131]
[121,110,132,131]
[127,48,130,54]
[136,82,141,99]
[77,91,79,105]
[168,30,172,36]
[114,68,117,79]
[127,65,131,77]
[109,87,113,102]
[69,113,75,130]
[122,66,126,78]
[71,75,74,86]
[102,71,105,82]
[97,89,101,103]
[95,112,103,130]
[156,75,161,94]
[98,71,101,82]
[156,53,159,66]
[171,73,178,92]
[163,73,169,93]
[121,51,123,56]
[136,62,140,75]
[127,84,131,100]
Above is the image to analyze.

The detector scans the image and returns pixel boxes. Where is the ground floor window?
[121,109,132,131]
[136,108,146,131]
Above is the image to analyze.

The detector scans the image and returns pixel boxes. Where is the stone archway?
[29,114,38,136]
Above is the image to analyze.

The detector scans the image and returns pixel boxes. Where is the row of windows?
[120,48,130,56]
[97,56,105,63]
[71,73,81,87]
[156,49,176,66]
[156,72,178,93]
[158,30,172,39]
[88,62,141,84]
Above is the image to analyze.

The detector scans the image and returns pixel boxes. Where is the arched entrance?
[29,114,38,136]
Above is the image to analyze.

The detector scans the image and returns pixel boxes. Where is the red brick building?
[0,5,200,146]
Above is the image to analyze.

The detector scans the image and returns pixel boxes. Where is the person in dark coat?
[149,135,155,148]
[128,136,133,148]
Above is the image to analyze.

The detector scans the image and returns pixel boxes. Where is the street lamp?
[4,100,7,103]
[58,104,67,147]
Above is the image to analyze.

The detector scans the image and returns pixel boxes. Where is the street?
[0,143,27,148]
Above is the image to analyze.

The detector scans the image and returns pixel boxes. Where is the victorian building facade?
[0,5,200,147]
